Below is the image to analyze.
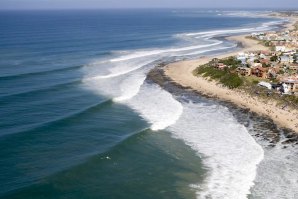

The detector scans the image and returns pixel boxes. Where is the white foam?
[183,44,236,56]
[168,102,264,199]
[250,143,298,198]
[83,58,154,81]
[178,19,284,40]
[125,83,183,130]
[81,18,285,198]
[83,70,183,131]
[110,41,222,62]
[113,73,147,102]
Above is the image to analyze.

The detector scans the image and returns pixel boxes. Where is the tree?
[270,55,278,62]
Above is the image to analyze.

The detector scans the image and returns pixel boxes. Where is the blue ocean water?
[0,9,284,198]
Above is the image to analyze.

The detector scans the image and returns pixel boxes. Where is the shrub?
[195,65,228,80]
[252,80,259,84]
[195,63,243,89]
[221,57,241,67]
[270,55,278,62]
[220,73,243,89]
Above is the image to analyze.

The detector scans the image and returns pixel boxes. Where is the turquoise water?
[0,9,282,198]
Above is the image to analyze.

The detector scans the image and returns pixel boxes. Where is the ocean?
[0,9,297,199]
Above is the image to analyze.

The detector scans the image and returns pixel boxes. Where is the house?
[261,50,271,56]
[210,58,219,67]
[289,63,298,71]
[259,53,267,59]
[216,63,227,70]
[237,52,248,65]
[260,59,270,66]
[251,66,269,78]
[280,55,294,64]
[248,53,257,64]
[267,67,280,79]
[252,63,262,68]
[237,67,251,76]
[275,46,286,52]
[280,76,298,94]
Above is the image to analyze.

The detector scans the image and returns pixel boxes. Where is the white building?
[275,46,286,52]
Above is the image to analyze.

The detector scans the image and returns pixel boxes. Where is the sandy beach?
[164,34,298,133]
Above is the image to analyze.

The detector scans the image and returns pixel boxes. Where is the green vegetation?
[220,73,243,88]
[252,80,259,85]
[194,60,243,89]
[270,55,278,62]
[264,41,270,47]
[194,57,298,107]
[283,95,298,105]
[220,56,241,68]
[262,63,270,68]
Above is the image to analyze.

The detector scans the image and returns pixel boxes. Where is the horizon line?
[0,7,298,11]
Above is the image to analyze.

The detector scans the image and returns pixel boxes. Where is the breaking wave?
[169,102,264,199]
[82,18,284,198]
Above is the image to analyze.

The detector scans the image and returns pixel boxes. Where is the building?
[275,46,286,52]
[280,76,298,94]
[251,66,269,78]
[280,55,294,64]
[215,63,227,70]
[289,63,298,71]
[237,67,251,76]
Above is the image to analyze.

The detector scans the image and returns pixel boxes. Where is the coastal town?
[210,22,298,96]
[164,16,298,133]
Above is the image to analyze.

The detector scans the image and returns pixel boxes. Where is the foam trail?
[84,69,184,130]
[113,73,147,102]
[84,59,153,81]
[183,44,236,56]
[110,41,222,62]
[125,83,183,131]
[168,102,264,199]
[82,17,282,197]
[178,20,285,39]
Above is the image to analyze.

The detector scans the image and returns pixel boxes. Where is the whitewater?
[82,19,298,199]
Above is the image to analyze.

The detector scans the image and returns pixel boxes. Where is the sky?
[0,0,297,10]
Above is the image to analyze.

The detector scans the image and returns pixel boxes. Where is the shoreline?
[163,33,298,133]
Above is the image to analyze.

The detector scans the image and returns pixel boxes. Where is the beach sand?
[164,34,298,133]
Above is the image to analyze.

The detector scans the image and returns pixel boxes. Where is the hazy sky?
[0,0,297,10]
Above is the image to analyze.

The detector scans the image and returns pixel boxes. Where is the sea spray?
[125,83,183,131]
[81,18,285,198]
[168,102,264,199]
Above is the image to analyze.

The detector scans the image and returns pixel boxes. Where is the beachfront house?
[237,52,248,66]
[280,76,298,94]
[251,66,268,79]
[210,58,219,67]
[247,53,257,64]
[215,63,227,70]
[237,67,251,76]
